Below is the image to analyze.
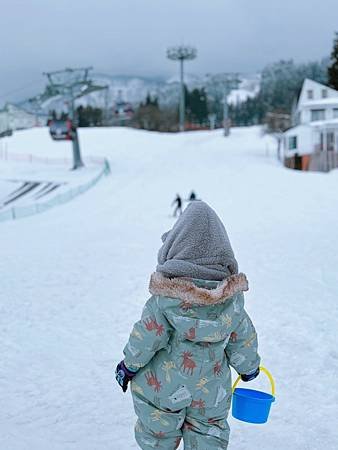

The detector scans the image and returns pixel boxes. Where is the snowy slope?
[1,126,338,450]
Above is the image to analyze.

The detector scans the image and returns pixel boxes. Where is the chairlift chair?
[48,119,73,141]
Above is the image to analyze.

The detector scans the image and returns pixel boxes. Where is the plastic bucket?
[232,366,275,424]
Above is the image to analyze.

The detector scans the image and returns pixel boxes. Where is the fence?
[308,151,338,172]
[0,146,105,167]
[284,152,338,172]
[0,159,111,223]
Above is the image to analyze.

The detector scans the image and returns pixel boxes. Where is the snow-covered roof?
[283,124,309,135]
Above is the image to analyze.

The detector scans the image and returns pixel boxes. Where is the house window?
[322,89,328,98]
[333,108,338,118]
[311,109,325,121]
[307,90,313,100]
[288,136,297,150]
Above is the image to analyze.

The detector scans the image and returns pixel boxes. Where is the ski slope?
[1,126,338,450]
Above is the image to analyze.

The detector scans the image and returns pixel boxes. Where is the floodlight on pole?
[167,45,197,131]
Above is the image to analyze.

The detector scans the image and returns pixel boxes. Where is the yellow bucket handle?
[232,366,276,397]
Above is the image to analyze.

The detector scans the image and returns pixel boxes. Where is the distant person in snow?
[189,190,197,201]
[115,201,261,450]
[171,194,182,217]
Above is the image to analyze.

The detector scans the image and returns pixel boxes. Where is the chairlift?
[48,119,74,141]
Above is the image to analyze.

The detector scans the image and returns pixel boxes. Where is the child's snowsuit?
[123,272,260,450]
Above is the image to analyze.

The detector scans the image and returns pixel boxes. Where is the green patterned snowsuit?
[123,272,260,450]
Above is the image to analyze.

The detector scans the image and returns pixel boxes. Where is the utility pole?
[222,74,240,137]
[42,67,108,170]
[209,73,240,137]
[167,45,197,132]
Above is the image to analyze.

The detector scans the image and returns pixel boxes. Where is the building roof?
[283,124,309,135]
[284,119,338,135]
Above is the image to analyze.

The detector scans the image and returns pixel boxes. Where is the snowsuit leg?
[132,389,184,450]
[183,398,231,450]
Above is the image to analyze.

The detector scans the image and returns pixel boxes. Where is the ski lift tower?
[167,45,197,132]
[212,73,241,137]
[43,67,108,169]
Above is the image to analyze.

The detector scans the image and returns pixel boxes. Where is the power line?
[0,79,43,101]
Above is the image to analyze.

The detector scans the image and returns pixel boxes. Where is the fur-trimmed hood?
[149,272,249,306]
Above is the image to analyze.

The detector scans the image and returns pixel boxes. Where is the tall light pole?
[167,45,197,132]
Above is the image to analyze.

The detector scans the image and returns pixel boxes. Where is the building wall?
[297,79,338,125]
[300,104,338,124]
[283,125,313,157]
[298,79,338,108]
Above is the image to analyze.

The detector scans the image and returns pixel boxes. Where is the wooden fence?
[284,152,338,172]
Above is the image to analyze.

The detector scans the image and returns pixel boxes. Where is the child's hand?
[241,367,260,382]
[115,361,137,392]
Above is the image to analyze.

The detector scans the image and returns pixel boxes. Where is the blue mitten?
[241,367,260,382]
[115,360,137,392]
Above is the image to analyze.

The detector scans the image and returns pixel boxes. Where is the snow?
[227,88,257,105]
[228,75,260,106]
[1,126,338,449]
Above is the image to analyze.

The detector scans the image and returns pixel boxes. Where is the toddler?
[116,201,260,450]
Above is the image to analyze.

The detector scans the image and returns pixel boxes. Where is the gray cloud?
[0,0,337,104]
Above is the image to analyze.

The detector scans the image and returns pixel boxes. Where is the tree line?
[49,33,338,132]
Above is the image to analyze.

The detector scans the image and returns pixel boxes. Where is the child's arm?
[225,308,260,377]
[123,296,171,372]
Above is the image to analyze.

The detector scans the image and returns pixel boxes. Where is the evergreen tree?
[186,87,209,125]
[328,32,338,90]
[76,105,103,127]
[133,96,161,131]
[229,58,329,126]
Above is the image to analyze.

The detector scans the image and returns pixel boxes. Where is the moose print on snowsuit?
[123,272,260,450]
[143,317,165,336]
[181,351,197,375]
[145,371,162,392]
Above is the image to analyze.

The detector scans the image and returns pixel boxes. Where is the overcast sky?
[0,0,337,104]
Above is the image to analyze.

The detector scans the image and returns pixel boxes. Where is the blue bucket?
[232,366,275,424]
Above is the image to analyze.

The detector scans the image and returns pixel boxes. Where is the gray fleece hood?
[156,201,238,281]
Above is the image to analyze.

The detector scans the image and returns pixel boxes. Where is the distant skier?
[189,190,197,201]
[172,194,182,217]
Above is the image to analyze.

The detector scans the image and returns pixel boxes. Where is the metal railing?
[0,159,111,222]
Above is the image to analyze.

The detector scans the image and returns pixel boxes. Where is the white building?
[283,79,338,167]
